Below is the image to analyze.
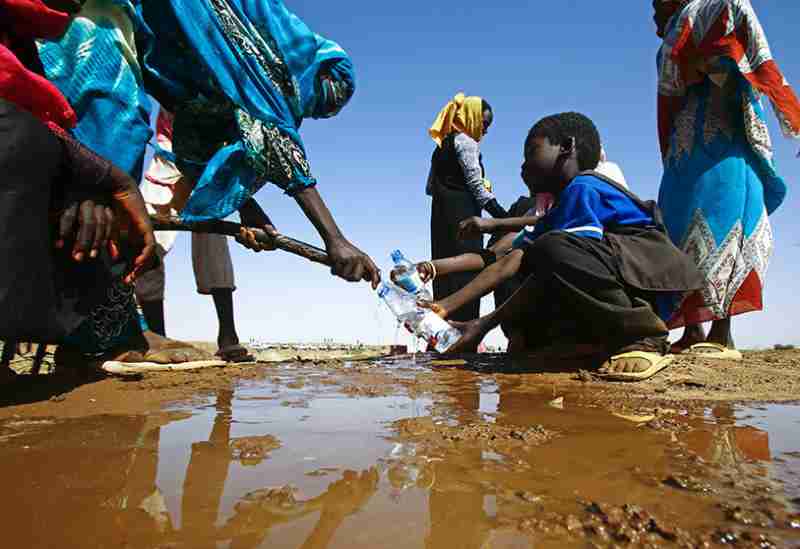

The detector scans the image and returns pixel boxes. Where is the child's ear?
[560,136,576,156]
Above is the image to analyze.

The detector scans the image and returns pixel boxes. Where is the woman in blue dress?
[654,0,800,358]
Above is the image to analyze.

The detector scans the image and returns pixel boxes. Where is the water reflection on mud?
[0,357,799,548]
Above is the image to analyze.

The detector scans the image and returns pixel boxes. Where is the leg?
[30,343,48,375]
[449,233,669,360]
[706,317,732,347]
[670,323,706,353]
[1,341,17,381]
[1,341,16,367]
[211,288,239,349]
[139,300,166,337]
[135,249,169,337]
[192,233,252,362]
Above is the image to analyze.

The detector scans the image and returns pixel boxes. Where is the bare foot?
[705,318,733,348]
[670,323,705,354]
[55,331,214,367]
[112,331,215,364]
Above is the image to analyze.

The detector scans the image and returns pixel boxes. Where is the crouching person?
[0,99,217,378]
[434,112,702,380]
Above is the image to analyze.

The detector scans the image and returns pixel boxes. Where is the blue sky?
[158,1,800,349]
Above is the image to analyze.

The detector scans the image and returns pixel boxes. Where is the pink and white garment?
[135,108,235,302]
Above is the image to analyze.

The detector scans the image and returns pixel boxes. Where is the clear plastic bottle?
[377,282,417,325]
[377,282,461,353]
[390,250,432,301]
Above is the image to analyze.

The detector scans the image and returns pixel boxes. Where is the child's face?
[521,135,563,193]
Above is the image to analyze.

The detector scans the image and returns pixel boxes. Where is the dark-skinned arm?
[434,249,524,319]
[445,270,541,354]
[418,232,521,282]
[457,215,541,240]
[293,186,381,288]
[488,232,519,256]
[54,126,155,282]
[236,198,279,252]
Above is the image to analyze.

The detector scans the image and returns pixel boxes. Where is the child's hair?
[528,112,601,171]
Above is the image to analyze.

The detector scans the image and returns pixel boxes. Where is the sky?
[157,1,800,350]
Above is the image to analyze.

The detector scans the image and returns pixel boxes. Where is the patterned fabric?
[0,0,77,128]
[658,0,800,214]
[657,2,789,326]
[141,108,181,206]
[63,277,141,356]
[137,0,356,222]
[38,0,153,180]
[452,133,495,207]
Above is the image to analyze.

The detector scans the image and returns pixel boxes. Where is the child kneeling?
[425,112,701,380]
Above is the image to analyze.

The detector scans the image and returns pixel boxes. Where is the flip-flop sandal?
[215,345,256,363]
[597,351,674,382]
[99,359,227,376]
[684,342,742,361]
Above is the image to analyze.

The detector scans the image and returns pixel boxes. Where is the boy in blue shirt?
[429,112,701,380]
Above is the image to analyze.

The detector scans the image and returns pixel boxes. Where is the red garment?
[657,0,800,158]
[0,0,77,128]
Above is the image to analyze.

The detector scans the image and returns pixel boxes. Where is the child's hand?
[458,216,495,240]
[416,261,436,283]
[444,319,489,354]
[418,300,447,319]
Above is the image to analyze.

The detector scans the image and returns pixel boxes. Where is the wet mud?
[0,348,799,547]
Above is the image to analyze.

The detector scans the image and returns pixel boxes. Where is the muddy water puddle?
[1,357,799,548]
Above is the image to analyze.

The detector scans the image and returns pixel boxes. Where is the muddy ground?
[1,346,799,548]
[1,346,799,419]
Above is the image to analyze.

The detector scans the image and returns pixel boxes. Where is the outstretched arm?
[434,248,524,318]
[294,187,381,288]
[457,215,541,240]
[445,269,543,353]
[418,231,523,283]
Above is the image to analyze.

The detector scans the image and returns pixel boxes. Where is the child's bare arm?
[436,249,524,318]
[488,232,519,257]
[418,253,486,282]
[457,215,540,240]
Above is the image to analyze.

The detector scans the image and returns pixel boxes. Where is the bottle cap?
[390,250,403,263]
[377,283,390,298]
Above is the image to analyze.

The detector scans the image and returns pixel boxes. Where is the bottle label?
[395,271,423,295]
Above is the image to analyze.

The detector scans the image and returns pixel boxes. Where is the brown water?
[1,357,799,548]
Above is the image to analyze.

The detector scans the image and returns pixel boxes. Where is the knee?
[522,231,573,275]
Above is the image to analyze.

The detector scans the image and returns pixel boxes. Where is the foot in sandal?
[56,330,225,373]
[683,342,743,361]
[215,344,256,363]
[598,337,673,382]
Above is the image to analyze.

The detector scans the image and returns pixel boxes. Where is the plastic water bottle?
[377,282,417,325]
[414,308,462,353]
[377,282,461,353]
[390,250,432,301]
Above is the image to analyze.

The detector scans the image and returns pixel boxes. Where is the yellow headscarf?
[428,92,485,147]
